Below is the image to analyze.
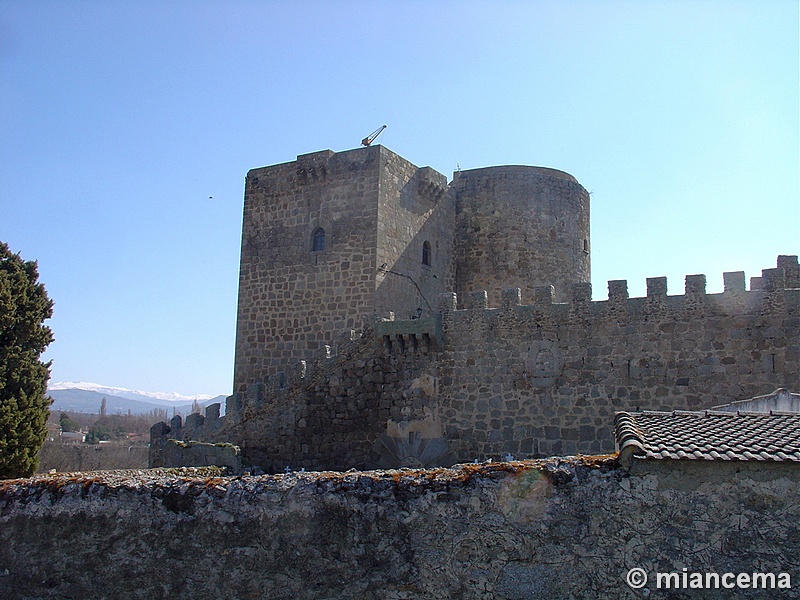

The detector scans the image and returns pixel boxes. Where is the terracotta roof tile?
[613,410,800,463]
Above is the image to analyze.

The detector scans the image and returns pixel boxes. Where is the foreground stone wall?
[1,459,797,599]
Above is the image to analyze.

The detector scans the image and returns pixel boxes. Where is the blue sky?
[1,1,797,397]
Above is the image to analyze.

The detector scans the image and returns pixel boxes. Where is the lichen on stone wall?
[1,458,797,599]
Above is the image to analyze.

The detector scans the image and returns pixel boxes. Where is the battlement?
[433,255,798,321]
[350,257,798,370]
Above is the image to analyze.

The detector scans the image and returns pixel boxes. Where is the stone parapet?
[439,255,798,323]
[1,459,797,599]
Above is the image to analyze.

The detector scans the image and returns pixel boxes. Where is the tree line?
[57,407,169,443]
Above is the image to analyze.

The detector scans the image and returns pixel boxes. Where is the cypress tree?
[0,242,54,479]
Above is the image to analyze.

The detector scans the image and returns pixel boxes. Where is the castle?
[150,145,799,472]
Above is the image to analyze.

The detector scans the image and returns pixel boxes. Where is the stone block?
[607,280,628,301]
[684,274,706,295]
[646,277,667,297]
[761,268,785,291]
[205,403,220,422]
[437,293,458,312]
[534,286,555,305]
[579,425,596,442]
[185,413,205,429]
[544,426,560,440]
[501,288,522,309]
[465,290,488,310]
[571,282,592,303]
[561,428,580,441]
[723,271,745,293]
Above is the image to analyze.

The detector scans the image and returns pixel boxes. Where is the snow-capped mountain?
[47,382,228,416]
[49,381,221,404]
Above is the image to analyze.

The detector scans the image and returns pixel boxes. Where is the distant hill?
[48,384,227,417]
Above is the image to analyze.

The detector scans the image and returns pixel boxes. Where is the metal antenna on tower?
[361,125,387,147]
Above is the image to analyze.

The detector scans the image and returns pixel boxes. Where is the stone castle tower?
[452,165,590,306]
[234,145,590,394]
[153,144,796,472]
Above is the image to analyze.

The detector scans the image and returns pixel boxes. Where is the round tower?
[452,165,590,305]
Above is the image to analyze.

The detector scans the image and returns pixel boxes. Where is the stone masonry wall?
[166,256,799,473]
[452,166,591,306]
[236,337,436,473]
[233,147,383,390]
[435,260,799,459]
[375,153,454,321]
[1,459,797,599]
[233,146,455,393]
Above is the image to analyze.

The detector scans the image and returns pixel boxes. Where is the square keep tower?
[233,145,452,393]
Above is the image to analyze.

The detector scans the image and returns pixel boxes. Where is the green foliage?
[85,423,111,444]
[59,412,82,433]
[86,415,130,444]
[0,242,54,479]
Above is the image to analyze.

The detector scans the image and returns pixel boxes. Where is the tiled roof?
[614,410,800,463]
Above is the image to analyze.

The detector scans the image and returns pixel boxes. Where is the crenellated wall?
[433,256,798,459]
[153,256,799,473]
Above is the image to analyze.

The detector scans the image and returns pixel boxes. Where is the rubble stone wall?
[434,266,799,459]
[1,459,797,600]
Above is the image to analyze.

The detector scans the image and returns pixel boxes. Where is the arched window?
[312,228,325,252]
[422,240,431,266]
